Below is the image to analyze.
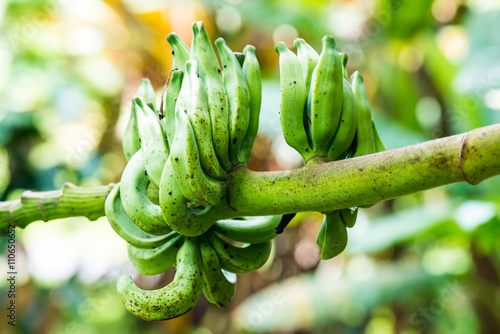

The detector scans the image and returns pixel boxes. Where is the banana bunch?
[111,21,282,321]
[275,38,385,259]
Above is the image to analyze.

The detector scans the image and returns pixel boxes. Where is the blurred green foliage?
[1,0,500,333]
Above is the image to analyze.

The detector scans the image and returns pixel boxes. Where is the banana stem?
[0,183,115,235]
[1,124,500,233]
[227,123,500,215]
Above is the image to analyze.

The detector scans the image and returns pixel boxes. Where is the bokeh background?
[1,0,500,333]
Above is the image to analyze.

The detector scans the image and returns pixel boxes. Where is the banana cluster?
[275,37,385,259]
[109,21,279,321]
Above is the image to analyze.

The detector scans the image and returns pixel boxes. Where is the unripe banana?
[316,211,348,260]
[122,99,142,161]
[105,184,173,249]
[294,38,319,95]
[339,206,358,228]
[134,98,169,188]
[275,42,314,162]
[166,32,191,72]
[135,78,157,111]
[120,150,171,235]
[117,237,204,321]
[205,231,271,274]
[169,107,225,206]
[351,72,376,157]
[238,45,262,164]
[127,233,184,275]
[326,78,358,161]
[234,52,245,67]
[213,215,282,244]
[191,22,232,172]
[215,37,251,166]
[185,59,228,180]
[372,120,386,153]
[199,237,236,307]
[161,69,184,144]
[340,52,349,81]
[308,35,343,157]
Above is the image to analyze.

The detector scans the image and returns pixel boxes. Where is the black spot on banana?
[191,22,232,172]
[185,59,228,181]
[117,237,204,321]
[166,32,191,72]
[161,69,184,145]
[238,45,262,164]
[275,42,314,162]
[199,237,236,307]
[105,184,173,249]
[169,104,225,206]
[205,231,271,274]
[215,37,251,166]
[134,98,169,188]
[308,35,343,157]
[316,211,348,260]
[127,232,184,275]
[212,215,282,244]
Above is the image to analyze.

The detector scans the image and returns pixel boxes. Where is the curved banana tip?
[214,37,226,48]
[340,52,349,65]
[243,44,256,55]
[322,35,337,49]
[274,41,288,54]
[192,21,204,33]
[293,38,305,49]
[166,32,179,44]
[185,59,198,73]
[351,71,363,84]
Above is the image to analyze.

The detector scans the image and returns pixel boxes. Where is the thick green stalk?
[0,183,115,235]
[1,124,499,234]
[227,123,500,215]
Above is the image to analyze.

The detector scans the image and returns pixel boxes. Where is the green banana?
[351,72,376,157]
[128,233,184,275]
[134,98,169,188]
[238,45,262,164]
[159,155,227,237]
[316,211,348,260]
[275,42,314,162]
[339,207,358,228]
[205,231,271,274]
[185,59,228,180]
[135,78,156,112]
[215,37,251,166]
[169,106,225,206]
[308,35,343,157]
[122,99,142,161]
[166,32,191,72]
[105,184,173,249]
[340,52,349,81]
[326,78,358,161]
[161,69,184,144]
[191,22,232,172]
[212,215,282,244]
[372,120,386,152]
[234,52,245,67]
[294,38,319,95]
[120,150,171,235]
[199,237,236,307]
[117,237,204,321]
